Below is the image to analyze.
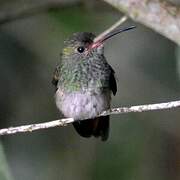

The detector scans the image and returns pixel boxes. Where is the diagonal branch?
[103,0,180,45]
[0,99,180,136]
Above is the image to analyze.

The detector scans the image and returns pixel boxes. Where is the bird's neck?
[59,58,89,92]
[59,55,107,93]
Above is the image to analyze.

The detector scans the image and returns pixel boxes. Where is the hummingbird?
[52,26,135,141]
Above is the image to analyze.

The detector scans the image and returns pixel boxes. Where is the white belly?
[55,89,111,120]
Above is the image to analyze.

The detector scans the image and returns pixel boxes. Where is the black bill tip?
[101,25,136,43]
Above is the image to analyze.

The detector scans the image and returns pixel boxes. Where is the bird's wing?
[52,65,60,90]
[109,67,117,96]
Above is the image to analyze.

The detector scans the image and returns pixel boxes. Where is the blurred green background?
[0,0,180,180]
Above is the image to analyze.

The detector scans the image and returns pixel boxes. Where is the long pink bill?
[91,26,136,49]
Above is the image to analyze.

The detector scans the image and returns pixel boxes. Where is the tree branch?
[103,0,180,45]
[0,100,180,136]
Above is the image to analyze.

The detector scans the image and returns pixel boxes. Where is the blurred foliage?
[48,4,114,35]
[0,142,12,180]
[49,6,94,33]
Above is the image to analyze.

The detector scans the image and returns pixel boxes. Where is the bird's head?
[61,26,136,61]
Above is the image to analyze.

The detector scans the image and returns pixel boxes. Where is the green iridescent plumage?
[53,32,115,93]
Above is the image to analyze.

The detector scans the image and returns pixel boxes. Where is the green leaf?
[0,142,13,180]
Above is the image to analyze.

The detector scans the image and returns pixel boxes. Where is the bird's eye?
[77,46,85,53]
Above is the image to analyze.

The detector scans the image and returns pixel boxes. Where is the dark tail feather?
[72,119,94,138]
[93,116,109,141]
[72,116,109,141]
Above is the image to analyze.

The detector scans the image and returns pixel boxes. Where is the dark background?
[0,0,180,180]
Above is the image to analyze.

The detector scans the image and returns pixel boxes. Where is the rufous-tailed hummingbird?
[52,26,135,141]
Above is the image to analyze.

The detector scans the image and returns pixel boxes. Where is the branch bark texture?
[0,100,179,136]
[103,0,180,45]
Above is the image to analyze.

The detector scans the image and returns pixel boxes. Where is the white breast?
[55,89,111,120]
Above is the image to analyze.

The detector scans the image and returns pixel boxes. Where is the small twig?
[0,100,179,136]
[94,15,128,42]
